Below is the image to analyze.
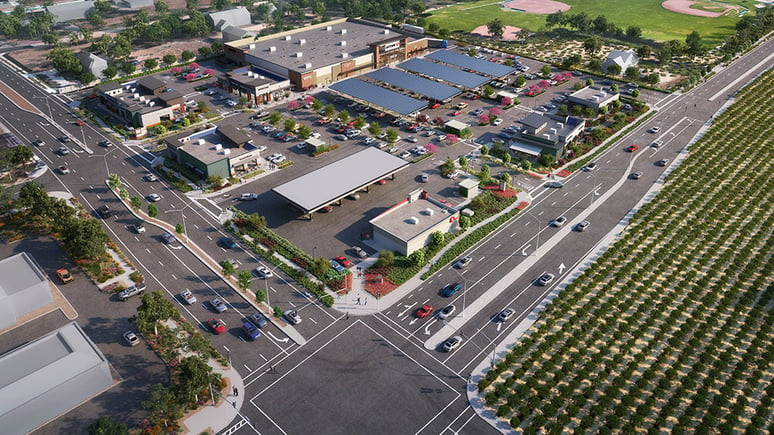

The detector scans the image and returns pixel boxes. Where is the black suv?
[97,205,113,219]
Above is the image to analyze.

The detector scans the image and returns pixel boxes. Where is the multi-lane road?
[0,36,771,434]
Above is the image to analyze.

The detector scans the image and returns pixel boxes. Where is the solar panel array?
[425,50,517,78]
[398,58,490,89]
[329,78,428,115]
[366,68,461,102]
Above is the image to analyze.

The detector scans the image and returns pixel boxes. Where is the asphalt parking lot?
[0,236,168,434]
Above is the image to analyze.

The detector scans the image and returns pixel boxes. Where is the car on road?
[405,136,418,143]
[250,312,268,328]
[497,308,515,323]
[143,173,158,182]
[240,193,258,201]
[129,221,145,233]
[656,158,670,166]
[648,126,660,133]
[242,320,261,340]
[33,139,45,147]
[575,220,590,232]
[57,165,70,174]
[453,256,473,269]
[219,237,237,249]
[626,144,639,152]
[330,259,344,272]
[118,283,146,301]
[253,266,273,279]
[98,140,112,147]
[546,181,564,188]
[630,171,643,180]
[416,304,433,318]
[97,205,113,219]
[284,310,301,325]
[550,216,567,227]
[57,146,70,155]
[420,173,429,183]
[59,136,70,143]
[442,336,463,352]
[351,246,368,259]
[210,298,227,313]
[75,120,85,126]
[123,331,140,346]
[56,268,73,284]
[334,256,352,268]
[206,318,226,335]
[583,162,597,171]
[651,140,663,148]
[180,289,197,305]
[536,273,556,286]
[438,305,456,319]
[161,231,176,244]
[147,193,161,202]
[442,282,462,297]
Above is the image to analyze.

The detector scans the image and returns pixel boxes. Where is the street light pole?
[524,211,541,255]
[589,171,597,208]
[452,267,469,318]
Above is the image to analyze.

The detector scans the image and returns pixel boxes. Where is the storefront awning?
[510,142,542,156]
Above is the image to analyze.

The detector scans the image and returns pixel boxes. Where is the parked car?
[253,266,273,279]
[497,308,515,322]
[536,273,556,286]
[180,289,197,305]
[284,310,301,325]
[56,268,73,284]
[351,246,368,259]
[206,318,226,335]
[416,304,433,318]
[420,173,429,183]
[250,312,268,328]
[334,256,352,267]
[118,283,146,301]
[550,216,567,227]
[123,331,140,346]
[438,305,456,319]
[630,171,643,180]
[453,256,473,269]
[330,259,344,272]
[242,320,261,340]
[240,193,258,201]
[442,336,463,352]
[442,282,462,297]
[575,220,590,232]
[492,118,503,126]
[210,298,227,313]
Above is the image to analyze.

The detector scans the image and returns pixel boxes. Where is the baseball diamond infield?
[471,24,523,40]
[501,0,571,14]
[662,0,743,17]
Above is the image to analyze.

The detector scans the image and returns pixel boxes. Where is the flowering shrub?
[445,134,458,144]
[303,95,315,104]
[184,73,196,81]
[188,62,199,71]
[538,79,551,89]
[488,107,502,117]
[501,96,513,106]
[203,68,214,76]
[171,67,182,75]
[287,100,300,110]
[425,143,438,153]
[478,114,490,125]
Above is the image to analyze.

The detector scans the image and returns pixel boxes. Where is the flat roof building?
[513,113,585,159]
[0,252,53,331]
[165,125,262,179]
[95,80,184,138]
[567,86,620,110]
[0,322,113,434]
[369,189,460,256]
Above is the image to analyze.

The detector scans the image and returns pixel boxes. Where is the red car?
[75,120,85,126]
[626,144,639,152]
[206,318,226,335]
[450,110,462,116]
[416,304,433,318]
[429,102,441,109]
[470,94,480,100]
[376,179,387,185]
[334,256,352,267]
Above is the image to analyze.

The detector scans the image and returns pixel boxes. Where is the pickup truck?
[118,283,146,301]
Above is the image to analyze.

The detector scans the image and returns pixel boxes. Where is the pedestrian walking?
[356,296,361,305]
[233,386,238,396]
[364,298,368,306]
[346,311,349,320]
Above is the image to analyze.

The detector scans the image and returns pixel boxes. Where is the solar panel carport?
[425,50,517,78]
[365,68,462,102]
[398,58,490,89]
[272,147,409,217]
[328,78,428,116]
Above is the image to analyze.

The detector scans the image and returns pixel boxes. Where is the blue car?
[441,283,462,297]
[219,237,236,249]
[330,259,344,272]
[270,131,285,139]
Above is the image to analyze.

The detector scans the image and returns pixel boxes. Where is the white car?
[497,308,515,322]
[255,145,267,152]
[648,126,661,133]
[438,305,456,319]
[363,137,375,145]
[253,266,273,279]
[442,336,463,352]
[405,136,418,143]
[492,118,503,126]
[147,193,161,202]
[550,216,567,227]
[210,298,227,313]
[123,331,140,346]
[271,155,286,164]
[240,193,258,201]
[180,289,197,305]
[284,309,301,325]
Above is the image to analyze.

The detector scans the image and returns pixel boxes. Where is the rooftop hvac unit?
[269,46,276,52]
[549,128,557,134]
[340,40,347,46]
[259,75,265,79]
[383,29,390,35]
[247,71,254,77]
[299,39,305,45]
[423,208,434,216]
[543,134,551,139]
[592,96,600,102]
[408,216,418,224]
[325,26,332,31]
[214,144,222,151]
[133,93,139,99]
[222,149,231,155]
[119,96,124,100]
[340,28,347,34]
[130,88,136,93]
[139,96,146,102]
[249,44,255,49]
[304,63,312,69]
[124,84,130,90]
[198,138,205,145]
[149,101,155,107]
[557,122,564,128]
[341,52,348,58]
[296,52,303,58]
[284,35,291,40]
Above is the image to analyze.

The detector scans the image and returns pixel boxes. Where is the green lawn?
[427,0,751,46]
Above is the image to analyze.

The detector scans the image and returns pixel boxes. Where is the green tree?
[94,0,112,14]
[459,215,471,229]
[283,118,297,132]
[119,62,135,75]
[162,54,176,65]
[625,66,640,81]
[181,50,195,61]
[685,31,703,55]
[386,128,398,143]
[626,26,642,39]
[148,203,158,217]
[269,111,282,126]
[130,196,142,210]
[18,182,53,217]
[540,64,551,77]
[338,110,350,123]
[487,18,504,40]
[482,84,494,98]
[80,72,96,84]
[154,0,169,13]
[220,259,235,276]
[184,10,209,36]
[587,59,602,71]
[108,173,121,190]
[47,47,82,76]
[198,46,211,56]
[458,156,469,172]
[515,75,526,88]
[144,58,158,70]
[607,63,622,76]
[311,99,323,112]
[42,32,58,46]
[254,289,265,303]
[376,250,395,268]
[102,66,117,79]
[88,416,128,435]
[237,270,252,291]
[636,45,651,59]
[61,218,109,259]
[119,188,129,200]
[175,223,184,234]
[110,34,133,60]
[631,89,640,98]
[86,10,105,28]
[501,172,511,185]
[431,231,445,246]
[323,104,335,117]
[298,125,312,139]
[583,37,601,57]
[368,122,381,136]
[479,164,491,183]
[175,356,219,406]
[311,257,329,276]
[353,115,366,129]
[0,185,14,216]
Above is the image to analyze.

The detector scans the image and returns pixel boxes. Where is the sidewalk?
[180,358,248,434]
[331,190,533,315]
